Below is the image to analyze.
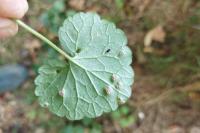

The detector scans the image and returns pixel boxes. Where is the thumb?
[0,18,18,39]
[0,0,28,19]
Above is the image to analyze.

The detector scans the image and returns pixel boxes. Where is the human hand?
[0,0,28,39]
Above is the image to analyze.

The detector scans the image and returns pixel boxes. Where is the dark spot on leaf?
[76,48,81,53]
[64,59,68,63]
[56,69,61,74]
[105,49,111,54]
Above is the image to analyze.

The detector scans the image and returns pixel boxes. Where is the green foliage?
[40,0,68,33]
[60,122,102,133]
[60,124,84,133]
[115,0,124,9]
[111,106,136,127]
[147,56,175,73]
[26,110,37,120]
[35,12,134,120]
[40,0,77,34]
[187,8,200,25]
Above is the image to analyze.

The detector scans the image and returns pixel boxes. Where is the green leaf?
[115,0,124,9]
[119,115,136,128]
[35,12,134,120]
[60,124,84,133]
[120,106,130,115]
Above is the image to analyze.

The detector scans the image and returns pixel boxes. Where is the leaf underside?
[35,12,134,120]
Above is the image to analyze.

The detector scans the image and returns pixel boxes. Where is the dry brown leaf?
[69,0,85,10]
[188,91,200,101]
[144,25,166,52]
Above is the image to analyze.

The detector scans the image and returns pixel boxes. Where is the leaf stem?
[15,19,72,60]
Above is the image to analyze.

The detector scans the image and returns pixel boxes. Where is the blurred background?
[0,0,200,133]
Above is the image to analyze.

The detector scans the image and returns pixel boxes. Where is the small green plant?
[16,12,134,120]
[40,0,71,33]
[111,105,136,128]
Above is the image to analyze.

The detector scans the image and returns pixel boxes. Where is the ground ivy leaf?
[35,12,134,120]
